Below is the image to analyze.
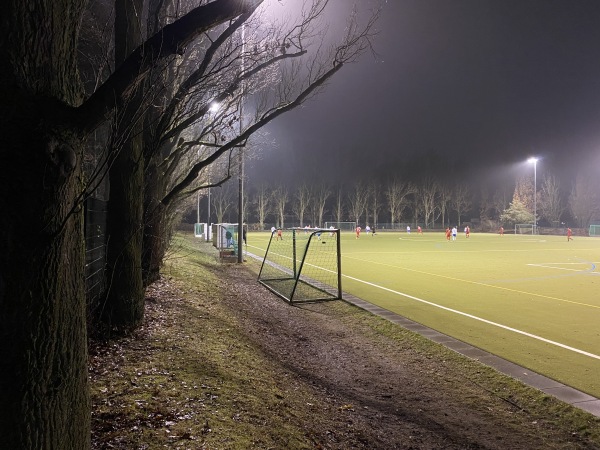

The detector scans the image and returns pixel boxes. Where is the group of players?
[358,224,573,242]
[445,225,470,241]
[354,224,383,238]
[354,224,473,240]
[355,224,429,238]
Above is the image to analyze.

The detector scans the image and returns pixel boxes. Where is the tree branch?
[161,60,343,206]
[76,0,263,133]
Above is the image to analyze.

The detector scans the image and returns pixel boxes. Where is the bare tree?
[96,0,381,288]
[148,1,380,276]
[347,182,369,225]
[412,196,423,227]
[253,183,271,230]
[437,181,451,228]
[310,183,331,227]
[334,187,345,223]
[452,182,472,227]
[292,183,312,227]
[539,174,564,226]
[492,186,512,220]
[161,3,380,206]
[418,176,439,228]
[367,181,382,228]
[212,182,235,224]
[273,185,289,228]
[569,173,600,228]
[385,178,415,227]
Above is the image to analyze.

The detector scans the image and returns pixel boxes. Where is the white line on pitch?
[342,273,600,361]
[529,262,600,265]
[527,264,599,273]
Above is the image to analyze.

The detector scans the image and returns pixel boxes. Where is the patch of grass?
[91,236,335,449]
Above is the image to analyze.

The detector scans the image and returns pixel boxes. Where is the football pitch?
[246,230,600,398]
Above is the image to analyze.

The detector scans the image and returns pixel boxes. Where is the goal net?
[515,223,534,235]
[589,224,600,236]
[324,221,356,232]
[258,228,342,304]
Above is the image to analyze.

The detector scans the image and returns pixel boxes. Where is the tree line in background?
[189,166,600,231]
[0,0,379,447]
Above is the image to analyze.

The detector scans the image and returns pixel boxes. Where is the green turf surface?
[245,230,600,397]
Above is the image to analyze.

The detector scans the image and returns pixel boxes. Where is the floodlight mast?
[207,169,211,228]
[528,157,538,234]
[237,24,246,263]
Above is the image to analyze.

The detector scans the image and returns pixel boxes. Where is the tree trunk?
[102,0,146,331]
[103,139,145,329]
[142,166,168,286]
[0,1,90,447]
[0,136,90,449]
[143,206,169,286]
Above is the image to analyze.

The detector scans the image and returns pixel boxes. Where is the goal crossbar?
[324,221,356,232]
[515,223,535,235]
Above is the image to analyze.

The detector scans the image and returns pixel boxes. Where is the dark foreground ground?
[90,238,600,449]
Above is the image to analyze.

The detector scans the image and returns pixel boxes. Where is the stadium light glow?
[528,157,538,233]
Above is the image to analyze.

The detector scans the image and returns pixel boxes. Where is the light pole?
[528,157,538,234]
[237,24,246,263]
[207,170,211,241]
[196,191,200,224]
[207,178,211,226]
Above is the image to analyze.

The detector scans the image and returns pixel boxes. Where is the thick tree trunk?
[0,108,90,450]
[0,1,90,447]
[103,140,145,329]
[102,0,145,331]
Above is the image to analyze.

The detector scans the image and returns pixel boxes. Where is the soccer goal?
[258,228,342,304]
[515,223,535,235]
[324,221,356,232]
[589,225,600,236]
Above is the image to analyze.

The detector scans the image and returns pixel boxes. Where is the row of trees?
[194,169,600,230]
[0,0,379,447]
[200,178,467,228]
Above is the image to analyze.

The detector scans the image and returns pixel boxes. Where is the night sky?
[248,0,600,189]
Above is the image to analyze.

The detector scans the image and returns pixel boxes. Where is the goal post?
[258,228,342,304]
[324,221,356,232]
[515,223,535,235]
